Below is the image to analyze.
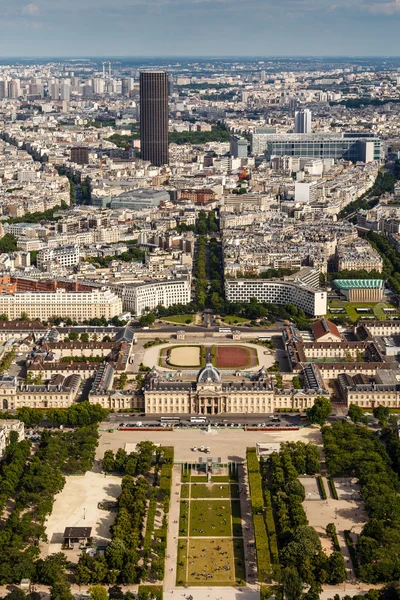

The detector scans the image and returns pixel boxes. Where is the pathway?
[164,465,183,591]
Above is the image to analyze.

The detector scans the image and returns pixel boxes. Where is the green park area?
[177,468,246,586]
[220,315,250,325]
[161,314,195,324]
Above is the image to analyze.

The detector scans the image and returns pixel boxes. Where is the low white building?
[120,277,191,316]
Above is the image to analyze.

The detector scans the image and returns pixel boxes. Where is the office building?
[251,132,382,163]
[225,279,327,317]
[230,134,248,158]
[0,288,122,321]
[295,109,312,133]
[71,146,89,165]
[140,71,169,166]
[109,188,170,211]
[121,77,134,96]
[60,81,71,102]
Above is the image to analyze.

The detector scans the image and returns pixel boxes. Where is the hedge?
[326,523,340,552]
[317,476,327,500]
[138,586,163,600]
[263,488,279,563]
[344,529,360,577]
[247,448,271,580]
[253,513,271,582]
[158,446,174,503]
[247,448,264,514]
[328,477,339,500]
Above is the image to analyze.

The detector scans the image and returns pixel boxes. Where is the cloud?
[21,3,39,15]
[365,0,400,13]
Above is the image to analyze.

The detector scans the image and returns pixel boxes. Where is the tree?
[20,311,29,321]
[348,403,364,424]
[306,397,332,426]
[281,566,302,600]
[36,552,68,585]
[102,450,115,472]
[373,405,390,426]
[88,586,108,600]
[105,538,126,570]
[68,332,79,341]
[80,333,89,343]
[108,586,124,600]
[0,313,8,321]
[50,581,74,600]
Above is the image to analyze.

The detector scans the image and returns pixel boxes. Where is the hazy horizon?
[1,0,400,58]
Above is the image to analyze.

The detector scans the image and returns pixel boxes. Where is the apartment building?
[37,244,80,271]
[225,279,327,317]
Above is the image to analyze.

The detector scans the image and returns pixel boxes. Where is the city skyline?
[1,0,400,57]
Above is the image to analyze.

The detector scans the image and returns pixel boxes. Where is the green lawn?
[233,539,246,582]
[162,314,194,324]
[189,500,232,536]
[231,500,243,537]
[179,501,189,536]
[181,484,190,498]
[191,484,232,499]
[220,315,250,325]
[176,539,188,585]
[191,475,208,483]
[187,539,236,585]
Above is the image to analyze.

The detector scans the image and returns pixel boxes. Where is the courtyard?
[42,470,121,558]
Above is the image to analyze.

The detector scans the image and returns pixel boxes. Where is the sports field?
[177,476,246,586]
[214,345,258,369]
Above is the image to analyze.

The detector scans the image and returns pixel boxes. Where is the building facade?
[225,279,327,317]
[294,109,312,134]
[144,364,319,415]
[140,71,169,166]
[251,132,382,163]
[120,277,191,316]
[0,288,122,321]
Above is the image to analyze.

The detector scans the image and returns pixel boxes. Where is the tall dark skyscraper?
[140,71,169,166]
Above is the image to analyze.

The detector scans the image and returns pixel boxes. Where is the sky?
[1,0,400,57]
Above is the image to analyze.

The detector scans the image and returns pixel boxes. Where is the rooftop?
[334,279,384,290]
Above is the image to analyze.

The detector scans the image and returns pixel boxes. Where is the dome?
[197,362,221,384]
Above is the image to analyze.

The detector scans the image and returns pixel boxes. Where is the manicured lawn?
[181,484,190,498]
[189,500,232,536]
[191,475,208,483]
[187,538,235,585]
[162,314,194,324]
[220,315,250,325]
[211,475,230,482]
[233,539,246,582]
[231,500,243,537]
[176,539,188,585]
[179,501,189,536]
[191,484,232,499]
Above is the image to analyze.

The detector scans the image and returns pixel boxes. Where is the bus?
[160,416,180,424]
[219,328,232,333]
[190,416,207,424]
